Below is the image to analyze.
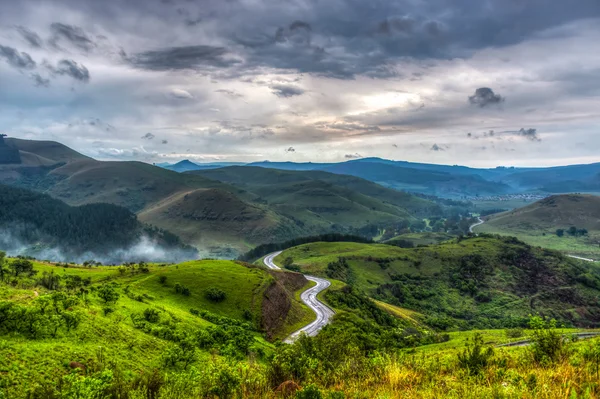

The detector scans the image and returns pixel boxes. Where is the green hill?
[276,236,600,329]
[0,184,195,262]
[0,257,314,396]
[190,166,441,231]
[475,194,600,258]
[0,139,443,257]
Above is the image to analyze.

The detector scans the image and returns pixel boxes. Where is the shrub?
[159,276,167,285]
[457,333,494,375]
[506,328,524,339]
[528,316,566,364]
[143,308,160,323]
[296,384,323,399]
[97,285,119,304]
[205,288,226,302]
[102,307,114,316]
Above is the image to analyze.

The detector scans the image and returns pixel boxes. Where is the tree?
[159,275,167,285]
[10,258,34,277]
[97,285,119,304]
[283,257,294,268]
[205,287,226,302]
[0,251,6,281]
[556,229,565,237]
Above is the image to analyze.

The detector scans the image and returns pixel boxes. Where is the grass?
[474,194,600,259]
[476,223,600,259]
[385,232,455,246]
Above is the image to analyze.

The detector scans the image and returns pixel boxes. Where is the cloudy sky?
[1,0,599,167]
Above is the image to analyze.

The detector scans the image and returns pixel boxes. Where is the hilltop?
[275,236,600,329]
[475,194,600,258]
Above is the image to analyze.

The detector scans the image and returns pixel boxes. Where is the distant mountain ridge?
[163,156,600,198]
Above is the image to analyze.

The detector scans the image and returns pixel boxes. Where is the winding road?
[469,217,485,233]
[263,251,335,343]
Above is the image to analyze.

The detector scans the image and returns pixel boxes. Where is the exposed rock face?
[261,271,308,339]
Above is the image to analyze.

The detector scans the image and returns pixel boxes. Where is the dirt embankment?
[261,271,307,340]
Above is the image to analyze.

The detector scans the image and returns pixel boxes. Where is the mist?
[0,227,198,265]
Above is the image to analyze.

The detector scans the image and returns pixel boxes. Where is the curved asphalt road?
[263,251,335,343]
[469,217,485,233]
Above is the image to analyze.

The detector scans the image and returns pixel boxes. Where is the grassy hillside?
[191,166,441,229]
[476,194,600,258]
[4,253,600,397]
[276,236,600,330]
[0,139,444,256]
[4,138,91,165]
[0,256,317,396]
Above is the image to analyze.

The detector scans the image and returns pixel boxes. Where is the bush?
[143,308,160,323]
[205,288,226,302]
[159,276,167,285]
[506,328,524,339]
[97,285,119,304]
[528,316,566,364]
[296,384,323,399]
[457,333,494,375]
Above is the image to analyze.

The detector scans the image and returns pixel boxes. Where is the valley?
[2,137,600,398]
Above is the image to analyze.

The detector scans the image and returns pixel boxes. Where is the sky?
[0,0,599,167]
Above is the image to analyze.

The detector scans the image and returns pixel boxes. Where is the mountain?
[0,183,196,262]
[163,160,246,173]
[475,194,600,258]
[317,161,513,197]
[0,138,439,257]
[189,166,442,226]
[276,236,600,329]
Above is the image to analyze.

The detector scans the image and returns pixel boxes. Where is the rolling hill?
[276,236,600,329]
[189,166,442,228]
[0,138,441,257]
[475,194,600,258]
[0,184,196,263]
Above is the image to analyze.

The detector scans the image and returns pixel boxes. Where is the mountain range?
[162,157,600,198]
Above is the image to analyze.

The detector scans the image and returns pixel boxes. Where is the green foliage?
[326,257,354,283]
[205,287,226,302]
[159,275,167,285]
[9,258,34,277]
[174,283,191,296]
[457,333,494,375]
[97,285,119,304]
[143,308,161,323]
[238,233,373,262]
[528,316,566,364]
[505,328,524,339]
[296,384,323,399]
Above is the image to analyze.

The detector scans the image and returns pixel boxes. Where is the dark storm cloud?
[345,153,362,159]
[468,88,504,107]
[430,144,443,151]
[142,132,155,140]
[270,84,305,98]
[285,146,295,152]
[30,73,50,87]
[15,26,43,48]
[518,128,540,141]
[130,45,236,71]
[47,59,91,83]
[0,45,36,70]
[50,23,96,52]
[161,140,168,144]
